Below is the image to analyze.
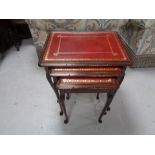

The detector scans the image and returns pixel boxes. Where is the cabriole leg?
[98,91,116,123]
[46,71,63,115]
[60,91,68,124]
[66,93,70,100]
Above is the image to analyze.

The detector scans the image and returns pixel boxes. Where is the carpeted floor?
[0,39,155,134]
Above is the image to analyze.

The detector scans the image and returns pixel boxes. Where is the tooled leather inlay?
[43,32,129,62]
[52,67,122,72]
[57,77,118,89]
[60,78,115,84]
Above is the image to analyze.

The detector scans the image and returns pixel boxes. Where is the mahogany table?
[39,31,131,124]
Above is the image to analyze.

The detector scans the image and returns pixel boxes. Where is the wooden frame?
[39,32,131,124]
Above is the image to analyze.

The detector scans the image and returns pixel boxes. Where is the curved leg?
[96,93,99,100]
[46,71,63,115]
[98,91,116,123]
[119,76,125,85]
[60,91,68,124]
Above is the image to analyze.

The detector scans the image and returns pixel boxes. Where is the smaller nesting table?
[39,32,131,124]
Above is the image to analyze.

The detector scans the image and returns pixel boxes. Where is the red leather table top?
[40,32,131,67]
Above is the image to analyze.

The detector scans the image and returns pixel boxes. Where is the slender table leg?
[105,73,125,113]
[66,93,70,100]
[119,67,126,85]
[46,72,63,116]
[98,91,116,123]
[120,76,125,84]
[60,91,68,124]
[96,93,99,100]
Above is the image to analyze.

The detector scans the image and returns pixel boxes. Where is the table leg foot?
[64,119,68,124]
[98,119,102,123]
[107,107,110,111]
[60,111,63,116]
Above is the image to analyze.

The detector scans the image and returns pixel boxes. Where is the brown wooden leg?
[66,93,70,100]
[96,93,99,100]
[118,75,125,85]
[60,91,68,124]
[98,91,116,123]
[46,71,63,116]
[118,67,126,85]
[120,76,125,84]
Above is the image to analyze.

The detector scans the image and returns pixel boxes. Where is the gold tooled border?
[44,32,127,62]
[52,67,121,72]
[61,78,113,84]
